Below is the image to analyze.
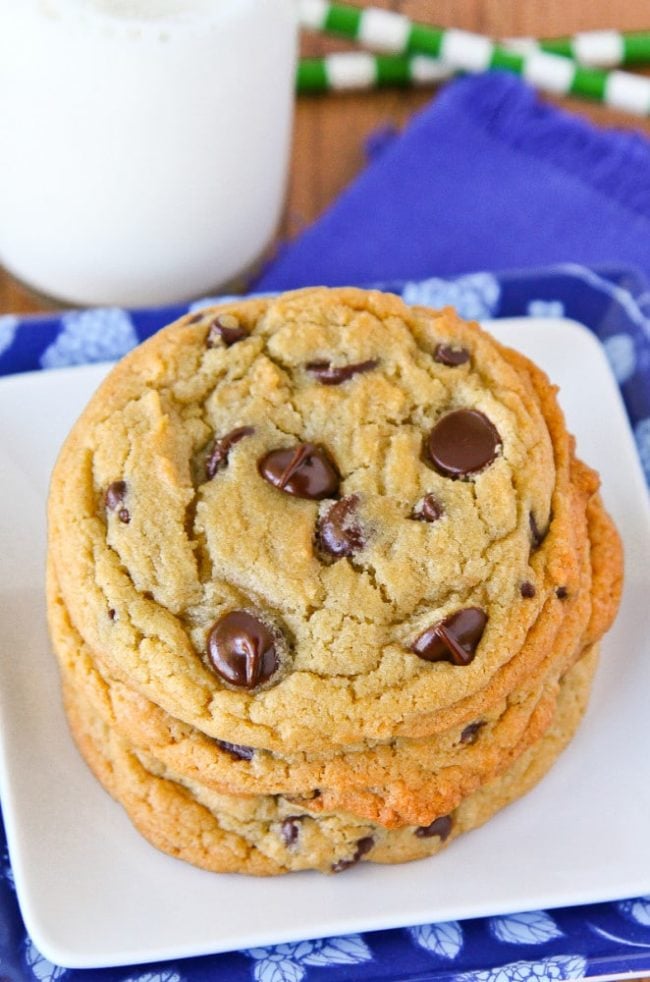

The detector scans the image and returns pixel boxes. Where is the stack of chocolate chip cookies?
[47,287,623,875]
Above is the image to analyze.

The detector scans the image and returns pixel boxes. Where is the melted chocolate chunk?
[317,495,364,558]
[529,512,548,549]
[108,608,117,621]
[331,858,354,873]
[207,611,280,689]
[556,586,568,600]
[306,358,379,385]
[206,426,255,479]
[434,344,470,367]
[280,817,302,847]
[215,739,255,761]
[105,480,127,511]
[331,836,375,873]
[355,835,374,858]
[207,313,248,347]
[415,815,453,840]
[259,444,340,500]
[411,608,488,666]
[426,409,501,479]
[105,481,130,523]
[460,721,485,745]
[411,494,444,523]
[520,581,536,598]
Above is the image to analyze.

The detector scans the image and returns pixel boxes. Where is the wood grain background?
[2,0,650,318]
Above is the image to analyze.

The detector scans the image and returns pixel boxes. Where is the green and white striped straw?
[298,52,452,93]
[299,0,650,115]
[506,31,650,69]
[298,33,650,94]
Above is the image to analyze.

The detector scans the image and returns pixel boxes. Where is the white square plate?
[0,317,648,969]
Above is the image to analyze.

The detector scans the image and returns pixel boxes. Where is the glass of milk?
[0,0,298,306]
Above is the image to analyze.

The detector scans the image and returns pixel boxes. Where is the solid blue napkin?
[255,72,650,290]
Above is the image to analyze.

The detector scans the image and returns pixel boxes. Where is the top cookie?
[49,287,582,754]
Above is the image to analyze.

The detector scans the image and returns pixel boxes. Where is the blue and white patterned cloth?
[1,264,649,981]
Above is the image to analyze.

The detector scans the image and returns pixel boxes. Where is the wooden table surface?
[3,0,650,316]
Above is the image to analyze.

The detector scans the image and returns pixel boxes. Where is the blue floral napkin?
[255,73,650,291]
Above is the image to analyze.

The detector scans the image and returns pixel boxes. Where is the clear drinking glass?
[0,0,298,306]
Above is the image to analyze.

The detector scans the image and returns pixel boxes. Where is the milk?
[0,0,298,306]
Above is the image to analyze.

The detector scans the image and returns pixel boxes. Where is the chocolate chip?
[280,817,302,847]
[317,495,364,558]
[415,815,453,840]
[426,409,501,479]
[105,480,127,511]
[207,313,248,347]
[259,444,340,500]
[520,581,536,598]
[207,611,280,689]
[411,494,444,523]
[206,426,255,479]
[105,481,130,523]
[529,512,548,549]
[331,858,354,873]
[411,607,487,666]
[108,608,117,621]
[460,721,485,745]
[306,359,379,385]
[186,312,204,324]
[331,836,375,873]
[215,739,255,761]
[556,586,568,600]
[355,836,374,858]
[434,344,470,367]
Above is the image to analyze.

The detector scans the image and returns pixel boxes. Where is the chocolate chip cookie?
[49,288,617,752]
[47,286,622,874]
[60,643,600,874]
